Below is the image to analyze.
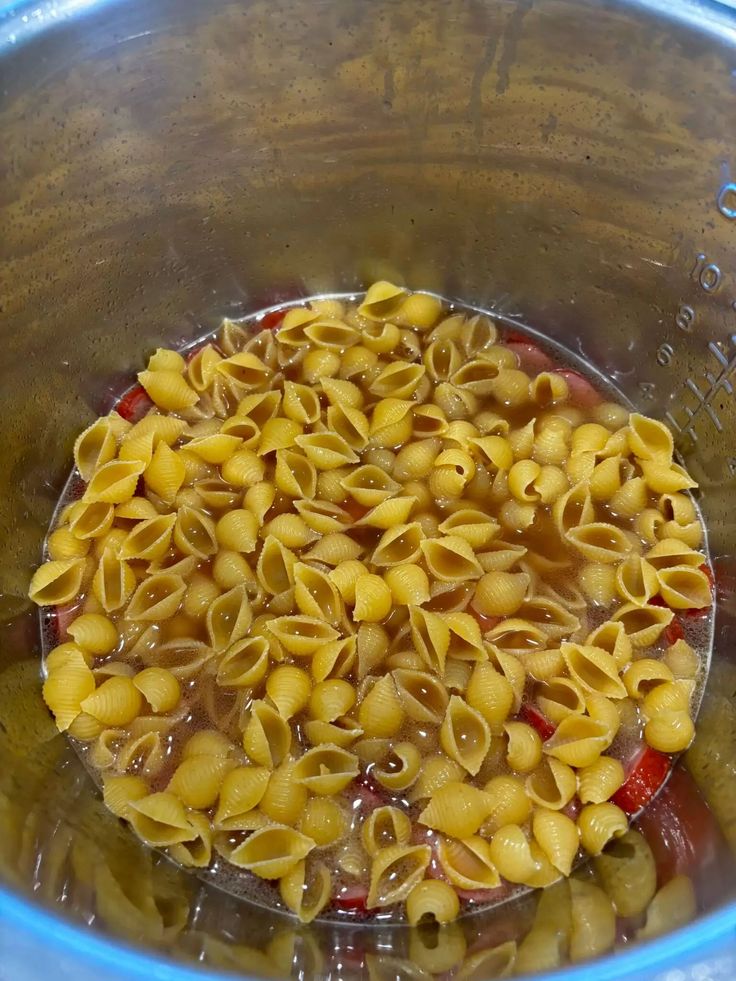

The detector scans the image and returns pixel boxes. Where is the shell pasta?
[30,283,712,926]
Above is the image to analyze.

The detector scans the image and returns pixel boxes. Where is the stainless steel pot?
[2,1,736,978]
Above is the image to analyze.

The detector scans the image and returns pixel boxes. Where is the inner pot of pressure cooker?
[1,0,736,977]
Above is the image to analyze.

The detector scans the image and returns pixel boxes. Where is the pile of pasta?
[29,282,712,925]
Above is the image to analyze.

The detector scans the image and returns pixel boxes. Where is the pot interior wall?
[1,0,736,976]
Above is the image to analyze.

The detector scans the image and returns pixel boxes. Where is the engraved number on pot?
[675,304,696,333]
[691,253,723,294]
[656,343,674,367]
[638,381,656,401]
[717,183,736,221]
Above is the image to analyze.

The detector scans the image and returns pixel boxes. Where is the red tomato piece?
[258,309,286,331]
[649,595,668,608]
[612,745,672,816]
[555,369,603,408]
[664,618,685,646]
[635,765,721,883]
[332,884,368,912]
[115,385,152,422]
[503,331,530,345]
[504,341,556,374]
[699,563,715,590]
[518,702,556,741]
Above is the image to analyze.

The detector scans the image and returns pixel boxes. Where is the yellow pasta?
[32,283,713,927]
[577,802,628,855]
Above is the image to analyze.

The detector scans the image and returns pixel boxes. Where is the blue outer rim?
[1,880,736,981]
[2,0,736,977]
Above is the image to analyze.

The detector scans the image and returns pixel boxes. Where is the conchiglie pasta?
[32,284,711,926]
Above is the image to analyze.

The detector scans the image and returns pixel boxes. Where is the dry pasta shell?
[304,532,362,566]
[242,700,292,768]
[644,710,694,753]
[74,415,126,480]
[639,461,696,495]
[419,781,494,838]
[279,859,332,924]
[438,835,501,890]
[442,612,486,661]
[216,351,271,389]
[309,679,356,722]
[373,741,421,792]
[561,643,626,700]
[525,758,577,811]
[504,721,543,772]
[568,877,616,962]
[29,558,86,606]
[119,513,176,562]
[265,665,312,719]
[83,459,145,505]
[310,636,357,682]
[169,810,213,869]
[303,716,364,749]
[488,825,539,884]
[257,535,297,594]
[611,603,674,648]
[367,843,431,908]
[295,432,359,470]
[471,571,529,618]
[102,774,148,819]
[440,696,491,776]
[406,880,460,927]
[532,809,579,876]
[266,615,338,656]
[126,573,186,621]
[628,413,674,461]
[358,281,408,321]
[577,802,628,856]
[167,754,233,809]
[392,669,449,724]
[578,756,625,805]
[358,674,403,737]
[369,360,426,399]
[128,792,198,846]
[466,661,514,727]
[544,715,610,767]
[438,508,499,550]
[408,755,465,803]
[229,824,315,879]
[656,565,711,610]
[144,638,213,680]
[66,613,118,656]
[206,584,252,651]
[215,637,269,689]
[143,443,186,503]
[372,523,424,567]
[362,806,412,856]
[214,766,270,829]
[566,523,633,564]
[291,744,359,795]
[383,564,430,606]
[585,620,632,670]
[42,651,96,731]
[293,562,344,623]
[405,607,448,677]
[646,538,705,570]
[80,676,143,726]
[174,506,218,559]
[275,449,317,499]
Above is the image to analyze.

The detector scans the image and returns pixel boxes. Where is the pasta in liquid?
[30,283,714,925]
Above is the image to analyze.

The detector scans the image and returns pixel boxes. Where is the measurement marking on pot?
[666,336,736,440]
